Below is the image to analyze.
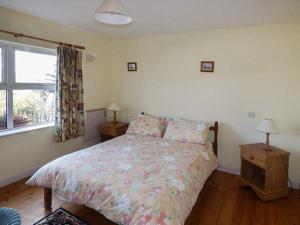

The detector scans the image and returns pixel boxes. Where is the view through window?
[0,48,5,130]
[0,42,57,131]
[0,90,6,130]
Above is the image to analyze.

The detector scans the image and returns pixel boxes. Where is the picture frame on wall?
[127,62,137,72]
[201,61,214,72]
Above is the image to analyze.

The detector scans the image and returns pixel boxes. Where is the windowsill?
[0,123,54,138]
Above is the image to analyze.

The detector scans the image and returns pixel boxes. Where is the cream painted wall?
[1,6,299,188]
[110,23,300,186]
[0,7,111,185]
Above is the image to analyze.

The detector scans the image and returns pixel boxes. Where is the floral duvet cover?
[27,134,218,225]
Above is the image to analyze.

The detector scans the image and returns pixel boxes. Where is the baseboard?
[0,139,98,189]
[218,166,299,190]
[217,166,240,176]
[0,167,39,188]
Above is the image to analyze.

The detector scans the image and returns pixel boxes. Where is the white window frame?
[0,40,57,132]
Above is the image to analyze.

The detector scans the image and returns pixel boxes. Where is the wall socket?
[248,112,256,118]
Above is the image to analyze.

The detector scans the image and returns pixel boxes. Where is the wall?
[110,23,300,186]
[0,7,111,186]
[1,6,299,188]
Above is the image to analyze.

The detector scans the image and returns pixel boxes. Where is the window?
[0,41,56,131]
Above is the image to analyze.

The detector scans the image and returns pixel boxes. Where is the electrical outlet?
[248,112,256,118]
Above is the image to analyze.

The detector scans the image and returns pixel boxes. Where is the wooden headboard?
[209,122,218,157]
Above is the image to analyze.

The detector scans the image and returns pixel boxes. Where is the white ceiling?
[0,0,300,37]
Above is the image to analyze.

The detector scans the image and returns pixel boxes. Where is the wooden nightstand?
[239,143,290,201]
[100,121,129,142]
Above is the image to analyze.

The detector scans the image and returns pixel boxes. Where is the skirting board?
[217,166,240,176]
[0,166,39,188]
[0,138,100,188]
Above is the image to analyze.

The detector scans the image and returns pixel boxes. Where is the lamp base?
[113,111,117,123]
[263,132,272,151]
[263,145,273,151]
[112,120,118,125]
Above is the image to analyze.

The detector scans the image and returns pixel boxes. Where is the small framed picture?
[201,61,214,72]
[127,62,137,72]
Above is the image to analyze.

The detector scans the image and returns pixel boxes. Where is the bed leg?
[44,187,52,211]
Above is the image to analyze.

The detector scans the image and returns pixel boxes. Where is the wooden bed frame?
[44,121,219,210]
[210,121,218,157]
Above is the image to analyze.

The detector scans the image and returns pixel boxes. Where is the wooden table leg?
[44,187,52,211]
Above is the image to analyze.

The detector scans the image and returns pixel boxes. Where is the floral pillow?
[142,113,168,137]
[126,114,162,137]
[163,118,209,144]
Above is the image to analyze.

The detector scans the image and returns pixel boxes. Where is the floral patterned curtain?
[54,46,84,142]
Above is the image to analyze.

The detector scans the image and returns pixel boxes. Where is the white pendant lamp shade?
[94,0,132,25]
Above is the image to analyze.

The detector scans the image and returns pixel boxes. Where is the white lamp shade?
[94,0,132,25]
[108,103,120,111]
[257,119,280,134]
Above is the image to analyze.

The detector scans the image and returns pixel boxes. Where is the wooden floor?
[0,171,299,225]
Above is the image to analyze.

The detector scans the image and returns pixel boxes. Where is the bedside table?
[239,143,290,201]
[100,121,129,142]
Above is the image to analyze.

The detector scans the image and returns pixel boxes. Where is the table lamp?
[107,103,120,123]
[257,118,280,150]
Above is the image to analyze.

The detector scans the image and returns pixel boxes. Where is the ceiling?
[0,0,300,37]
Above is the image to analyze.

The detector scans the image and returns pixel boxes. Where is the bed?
[27,122,219,225]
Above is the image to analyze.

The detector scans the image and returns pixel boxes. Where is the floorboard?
[0,171,299,225]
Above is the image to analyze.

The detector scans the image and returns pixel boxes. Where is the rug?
[33,208,89,225]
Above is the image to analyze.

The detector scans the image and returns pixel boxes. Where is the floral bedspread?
[27,134,218,225]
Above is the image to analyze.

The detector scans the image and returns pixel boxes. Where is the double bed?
[27,122,219,225]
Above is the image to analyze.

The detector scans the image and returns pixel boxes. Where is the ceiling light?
[94,0,132,25]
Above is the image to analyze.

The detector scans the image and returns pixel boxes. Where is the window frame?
[0,40,57,131]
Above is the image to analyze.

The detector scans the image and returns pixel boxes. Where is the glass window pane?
[0,48,2,83]
[0,90,6,130]
[15,50,57,83]
[13,90,55,128]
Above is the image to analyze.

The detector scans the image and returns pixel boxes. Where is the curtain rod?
[0,29,85,50]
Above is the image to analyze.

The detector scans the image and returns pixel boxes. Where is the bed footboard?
[44,187,52,210]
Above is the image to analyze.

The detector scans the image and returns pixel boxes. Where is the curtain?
[54,46,84,142]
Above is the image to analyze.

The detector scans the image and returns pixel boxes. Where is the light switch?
[248,112,256,118]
